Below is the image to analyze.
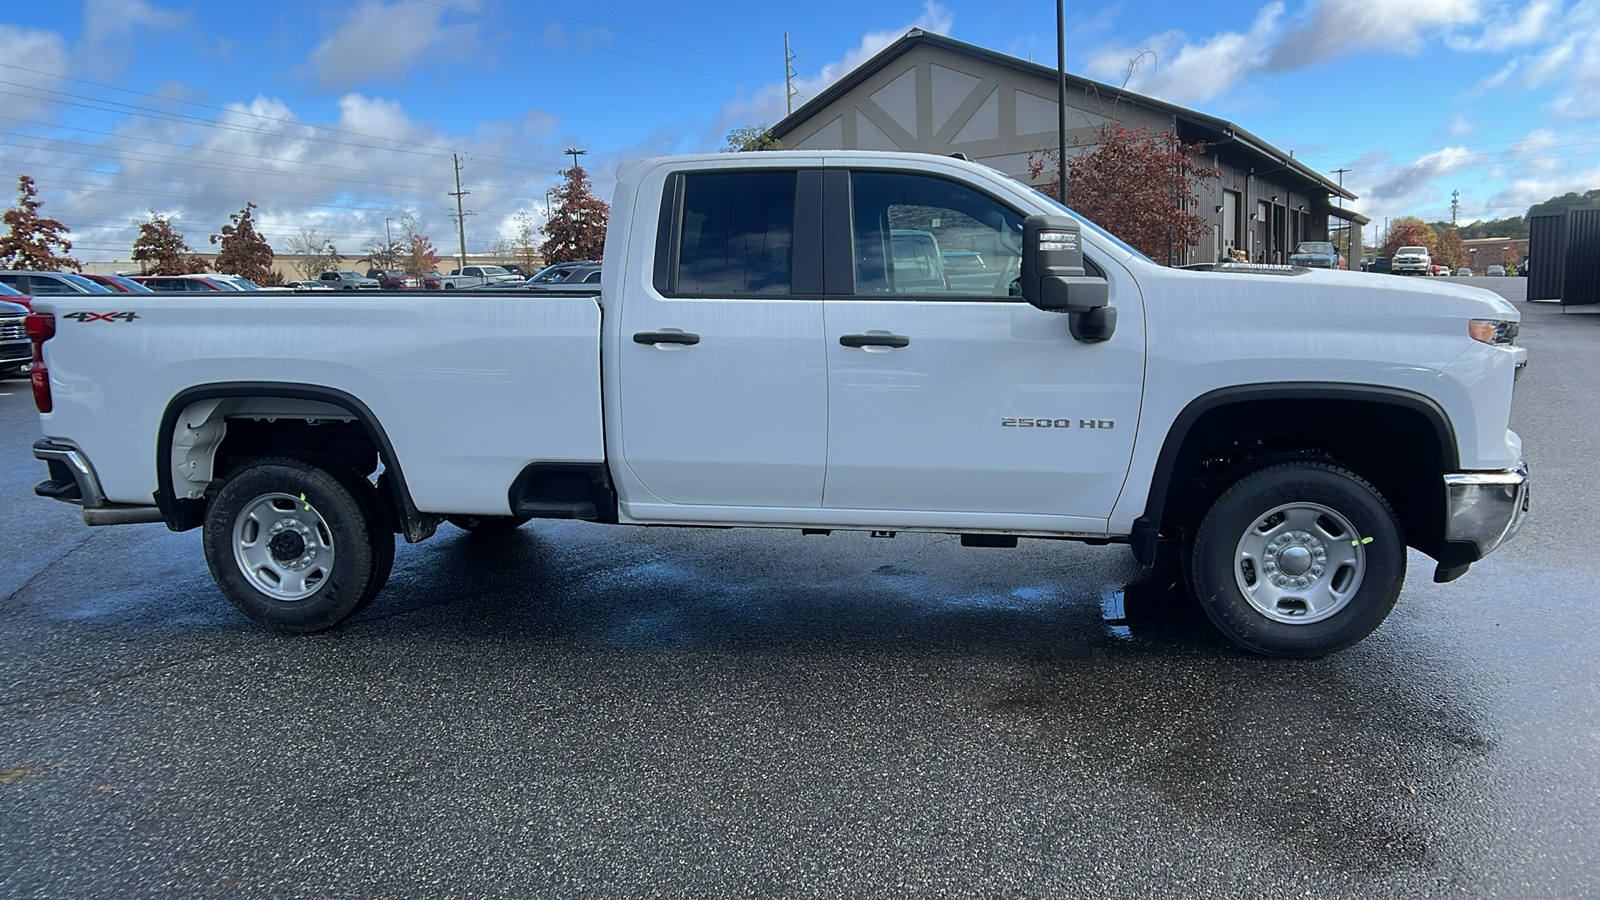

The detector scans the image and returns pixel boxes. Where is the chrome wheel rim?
[1233,502,1366,624]
[232,492,335,601]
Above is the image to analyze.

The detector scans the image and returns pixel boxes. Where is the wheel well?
[158,387,439,542]
[1147,396,1450,561]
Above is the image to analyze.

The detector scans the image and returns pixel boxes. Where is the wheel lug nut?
[1296,577,1308,587]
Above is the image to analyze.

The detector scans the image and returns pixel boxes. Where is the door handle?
[633,331,701,346]
[839,334,910,349]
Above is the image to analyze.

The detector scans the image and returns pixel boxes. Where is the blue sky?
[1,0,1595,261]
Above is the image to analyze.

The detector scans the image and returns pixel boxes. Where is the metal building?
[768,30,1366,266]
[1527,207,1600,307]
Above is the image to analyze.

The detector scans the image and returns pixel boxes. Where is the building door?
[1222,190,1240,260]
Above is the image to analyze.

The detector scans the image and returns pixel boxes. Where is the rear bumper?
[33,439,165,525]
[1443,460,1530,561]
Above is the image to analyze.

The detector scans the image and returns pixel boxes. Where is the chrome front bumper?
[1444,460,1530,560]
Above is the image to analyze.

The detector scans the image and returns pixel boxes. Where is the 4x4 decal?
[63,311,140,322]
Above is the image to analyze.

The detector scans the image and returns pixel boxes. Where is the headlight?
[1468,319,1519,345]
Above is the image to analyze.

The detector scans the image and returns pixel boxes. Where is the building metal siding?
[1563,207,1600,307]
[1527,214,1565,302]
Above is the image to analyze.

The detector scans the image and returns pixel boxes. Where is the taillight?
[25,313,54,413]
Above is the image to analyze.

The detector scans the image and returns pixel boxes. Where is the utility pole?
[565,147,586,170]
[1055,0,1067,205]
[449,152,471,271]
[384,217,395,265]
[1452,189,1460,226]
[784,33,799,116]
[1332,167,1350,209]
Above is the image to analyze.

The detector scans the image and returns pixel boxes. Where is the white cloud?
[1267,0,1486,69]
[1344,146,1474,222]
[0,25,70,123]
[304,0,483,91]
[717,1,955,134]
[1084,3,1285,106]
[2,86,586,263]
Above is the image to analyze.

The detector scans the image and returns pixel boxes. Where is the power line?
[0,62,617,177]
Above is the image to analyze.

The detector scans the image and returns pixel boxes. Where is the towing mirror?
[1020,215,1115,343]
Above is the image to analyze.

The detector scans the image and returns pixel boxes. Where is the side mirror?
[1020,215,1116,343]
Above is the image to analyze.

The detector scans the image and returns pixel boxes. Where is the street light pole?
[1055,0,1067,205]
[384,217,395,265]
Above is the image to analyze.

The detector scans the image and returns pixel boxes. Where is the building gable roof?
[769,29,1357,204]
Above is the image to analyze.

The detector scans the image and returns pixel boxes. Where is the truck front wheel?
[1188,461,1405,657]
[203,456,394,633]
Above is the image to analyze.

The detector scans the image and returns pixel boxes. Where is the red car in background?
[365,268,422,290]
[80,273,155,293]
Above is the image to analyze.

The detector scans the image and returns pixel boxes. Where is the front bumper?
[1443,460,1530,561]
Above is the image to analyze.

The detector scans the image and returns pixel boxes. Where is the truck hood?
[1161,265,1519,322]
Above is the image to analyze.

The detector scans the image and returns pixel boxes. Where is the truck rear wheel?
[1188,461,1405,657]
[203,456,394,633]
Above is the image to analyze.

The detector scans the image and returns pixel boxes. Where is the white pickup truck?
[441,265,522,290]
[25,151,1529,657]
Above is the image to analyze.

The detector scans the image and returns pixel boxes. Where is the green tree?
[1434,225,1467,270]
[132,212,207,275]
[1382,217,1437,257]
[722,124,782,152]
[1029,123,1222,264]
[539,164,610,264]
[210,202,276,284]
[1528,189,1600,220]
[0,175,80,271]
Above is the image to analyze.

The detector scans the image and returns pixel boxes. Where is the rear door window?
[672,170,796,296]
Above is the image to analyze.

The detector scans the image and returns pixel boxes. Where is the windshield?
[1398,246,1427,255]
[1035,193,1151,262]
[61,273,113,293]
[1294,242,1334,255]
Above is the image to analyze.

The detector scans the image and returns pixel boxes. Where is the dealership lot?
[1,292,1597,898]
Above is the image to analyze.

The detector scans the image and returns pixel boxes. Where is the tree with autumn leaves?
[211,202,279,284]
[540,164,609,264]
[1,175,80,271]
[132,212,208,275]
[1030,123,1221,264]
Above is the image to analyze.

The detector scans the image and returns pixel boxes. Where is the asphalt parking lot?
[2,284,1597,899]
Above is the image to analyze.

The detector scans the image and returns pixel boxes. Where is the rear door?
[615,165,828,509]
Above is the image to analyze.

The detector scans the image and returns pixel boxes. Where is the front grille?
[0,320,25,341]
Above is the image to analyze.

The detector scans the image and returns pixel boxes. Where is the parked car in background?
[318,270,381,290]
[1456,267,1473,276]
[365,268,421,290]
[526,261,589,284]
[0,297,28,378]
[1392,246,1433,275]
[0,280,33,311]
[1366,256,1393,274]
[132,275,240,292]
[80,273,154,293]
[0,271,113,295]
[441,265,521,290]
[207,274,289,292]
[1486,265,1506,276]
[288,280,335,291]
[501,264,529,278]
[1289,241,1339,269]
[528,262,601,288]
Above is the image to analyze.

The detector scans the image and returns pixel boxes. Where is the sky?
[1,0,1597,262]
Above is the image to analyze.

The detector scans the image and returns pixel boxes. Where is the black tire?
[203,456,393,633]
[1188,461,1405,657]
[447,514,532,536]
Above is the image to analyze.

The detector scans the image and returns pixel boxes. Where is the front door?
[616,167,829,509]
[821,169,1144,523]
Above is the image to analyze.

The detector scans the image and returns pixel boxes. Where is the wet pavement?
[1,296,1597,898]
